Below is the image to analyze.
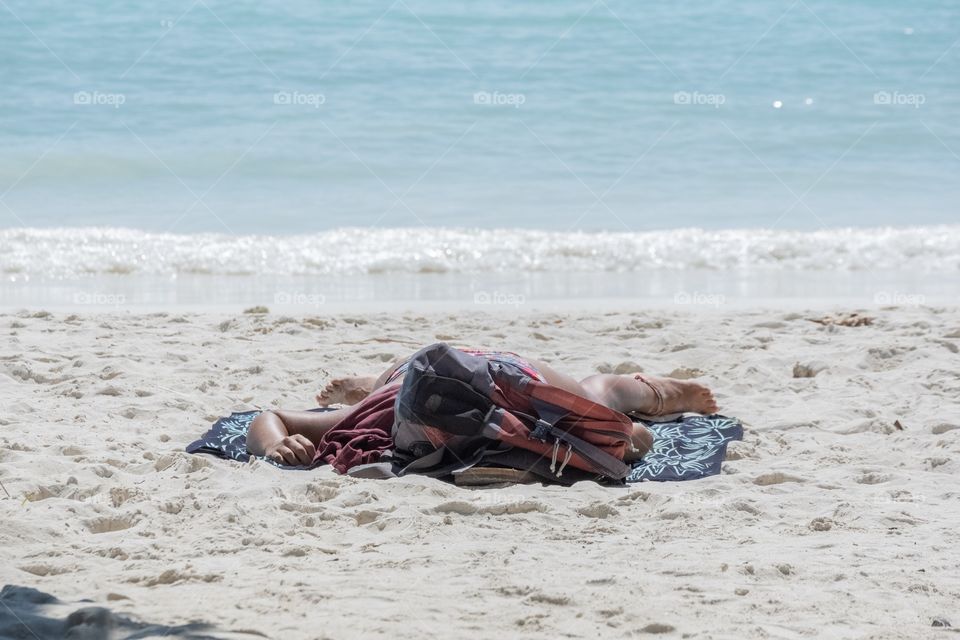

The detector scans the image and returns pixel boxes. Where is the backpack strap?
[395,440,500,478]
[527,397,631,480]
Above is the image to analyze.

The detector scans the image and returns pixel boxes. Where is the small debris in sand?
[808,312,873,327]
[793,361,828,378]
[809,517,834,531]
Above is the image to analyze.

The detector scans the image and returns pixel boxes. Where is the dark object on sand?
[0,584,264,639]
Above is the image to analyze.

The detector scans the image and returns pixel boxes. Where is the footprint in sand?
[639,623,676,634]
[860,346,914,371]
[85,515,138,535]
[60,445,87,456]
[727,500,761,516]
[855,472,891,485]
[137,568,222,587]
[576,502,620,519]
[432,499,548,516]
[18,564,73,577]
[753,472,805,486]
[98,366,123,380]
[526,592,571,606]
[354,510,383,526]
[361,352,397,362]
[108,487,139,507]
[96,385,123,397]
[809,517,834,531]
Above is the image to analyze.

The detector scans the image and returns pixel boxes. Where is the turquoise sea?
[0,1,957,305]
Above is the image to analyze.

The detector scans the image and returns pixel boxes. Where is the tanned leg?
[578,373,718,416]
[526,358,668,460]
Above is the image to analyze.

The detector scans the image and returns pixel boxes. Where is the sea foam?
[2,226,958,279]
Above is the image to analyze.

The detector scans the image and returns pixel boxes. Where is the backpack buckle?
[530,419,553,442]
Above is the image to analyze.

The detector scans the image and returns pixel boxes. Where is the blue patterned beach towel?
[626,414,743,482]
[187,410,742,482]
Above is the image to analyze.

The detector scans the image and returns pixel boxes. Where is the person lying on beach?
[247,348,718,466]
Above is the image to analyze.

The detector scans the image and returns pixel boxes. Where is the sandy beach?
[1,305,958,638]
[3,0,958,635]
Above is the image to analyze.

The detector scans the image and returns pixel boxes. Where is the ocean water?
[0,1,957,306]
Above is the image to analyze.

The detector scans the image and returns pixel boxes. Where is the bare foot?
[316,376,377,406]
[633,375,718,415]
[625,423,654,462]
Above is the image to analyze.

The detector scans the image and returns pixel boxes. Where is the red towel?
[314,384,398,473]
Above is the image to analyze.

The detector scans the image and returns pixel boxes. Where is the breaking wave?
[2,225,958,278]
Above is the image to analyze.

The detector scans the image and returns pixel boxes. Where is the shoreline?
[2,269,956,312]
[2,299,956,315]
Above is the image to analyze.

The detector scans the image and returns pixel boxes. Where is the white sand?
[1,306,958,639]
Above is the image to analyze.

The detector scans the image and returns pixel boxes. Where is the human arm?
[247,408,348,464]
